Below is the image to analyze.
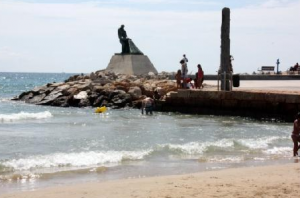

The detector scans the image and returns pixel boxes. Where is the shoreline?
[1,162,299,198]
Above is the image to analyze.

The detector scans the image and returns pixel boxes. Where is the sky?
[0,0,299,74]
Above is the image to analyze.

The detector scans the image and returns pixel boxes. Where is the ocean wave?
[1,150,152,171]
[263,147,291,155]
[159,139,234,155]
[235,136,287,149]
[157,136,289,156]
[0,111,52,122]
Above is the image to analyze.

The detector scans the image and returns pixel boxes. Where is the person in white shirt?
[182,54,188,64]
[180,59,188,88]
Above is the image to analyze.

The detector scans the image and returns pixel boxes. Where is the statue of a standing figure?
[118,25,129,54]
[117,25,143,55]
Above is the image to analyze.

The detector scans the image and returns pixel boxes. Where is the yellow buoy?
[95,106,107,113]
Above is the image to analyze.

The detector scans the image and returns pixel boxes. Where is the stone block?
[208,99,222,108]
[265,93,286,103]
[285,95,300,103]
[106,54,158,75]
[232,91,249,100]
[168,92,178,98]
[282,103,298,114]
[238,92,265,101]
[188,90,202,98]
[221,99,238,109]
[203,91,220,100]
[249,101,267,110]
[177,90,191,98]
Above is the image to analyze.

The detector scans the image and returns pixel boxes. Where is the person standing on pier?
[182,54,188,65]
[291,112,300,156]
[197,64,204,89]
[180,59,188,88]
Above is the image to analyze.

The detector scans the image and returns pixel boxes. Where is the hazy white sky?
[0,0,299,74]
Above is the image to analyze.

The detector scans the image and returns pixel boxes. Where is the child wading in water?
[292,112,300,156]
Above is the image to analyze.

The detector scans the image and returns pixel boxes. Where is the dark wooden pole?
[221,7,230,91]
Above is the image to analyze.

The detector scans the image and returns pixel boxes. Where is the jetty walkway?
[157,80,300,122]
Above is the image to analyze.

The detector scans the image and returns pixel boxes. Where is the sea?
[0,72,296,194]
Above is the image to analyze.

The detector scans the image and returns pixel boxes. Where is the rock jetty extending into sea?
[13,70,177,109]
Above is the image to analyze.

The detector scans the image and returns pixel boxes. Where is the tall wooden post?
[220,8,230,91]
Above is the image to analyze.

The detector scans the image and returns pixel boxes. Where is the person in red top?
[292,112,300,156]
[197,64,204,89]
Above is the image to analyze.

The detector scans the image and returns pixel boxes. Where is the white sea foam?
[163,139,234,155]
[207,156,244,163]
[263,147,291,155]
[237,136,284,149]
[0,111,52,122]
[2,150,152,171]
[0,98,11,102]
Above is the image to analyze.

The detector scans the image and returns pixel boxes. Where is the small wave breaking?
[157,136,288,155]
[0,111,52,122]
[263,147,291,155]
[158,139,235,155]
[237,136,287,149]
[1,150,152,171]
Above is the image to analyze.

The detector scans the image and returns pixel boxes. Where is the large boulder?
[72,82,91,91]
[63,87,79,96]
[74,91,88,100]
[37,90,63,105]
[128,86,142,100]
[111,93,132,108]
[55,84,70,91]
[90,72,97,80]
[14,71,178,109]
[52,96,70,107]
[92,78,112,86]
[27,93,47,104]
[78,98,91,107]
[141,83,155,97]
[93,95,108,107]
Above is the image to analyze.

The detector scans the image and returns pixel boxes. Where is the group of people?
[175,54,204,89]
[289,62,299,72]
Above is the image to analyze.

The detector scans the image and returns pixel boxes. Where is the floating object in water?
[95,106,107,113]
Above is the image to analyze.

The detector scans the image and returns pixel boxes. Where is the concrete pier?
[157,88,300,122]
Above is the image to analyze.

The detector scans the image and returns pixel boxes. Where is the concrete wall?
[204,75,300,80]
[167,75,300,80]
[157,89,300,122]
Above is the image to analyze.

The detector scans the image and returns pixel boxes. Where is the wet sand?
[1,162,299,198]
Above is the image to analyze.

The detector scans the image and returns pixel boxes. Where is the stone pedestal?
[106,54,158,75]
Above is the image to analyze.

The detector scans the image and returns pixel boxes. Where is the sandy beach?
[1,162,299,198]
[1,78,299,197]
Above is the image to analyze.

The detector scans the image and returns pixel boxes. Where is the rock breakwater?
[13,70,177,109]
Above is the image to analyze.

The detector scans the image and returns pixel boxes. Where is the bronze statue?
[117,25,143,55]
[118,25,129,53]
